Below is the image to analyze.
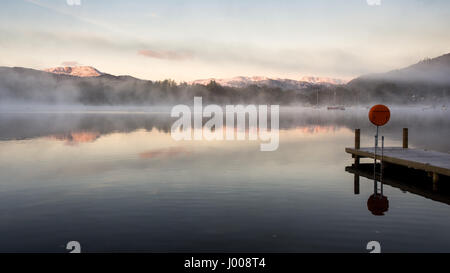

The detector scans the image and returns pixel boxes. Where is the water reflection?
[1,107,450,151]
[139,147,191,159]
[347,164,450,210]
[49,132,100,145]
[348,165,390,216]
[1,108,450,252]
[367,193,389,216]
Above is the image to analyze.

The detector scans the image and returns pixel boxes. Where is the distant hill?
[299,76,347,85]
[347,53,450,104]
[43,66,104,77]
[350,53,450,85]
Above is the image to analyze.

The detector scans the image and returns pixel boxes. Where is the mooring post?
[354,174,360,195]
[354,129,360,166]
[433,173,439,191]
[355,129,360,149]
[403,128,408,149]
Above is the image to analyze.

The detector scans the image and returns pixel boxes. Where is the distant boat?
[327,90,345,110]
[422,106,434,111]
[327,106,346,110]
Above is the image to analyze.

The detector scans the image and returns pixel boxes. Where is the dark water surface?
[0,106,449,252]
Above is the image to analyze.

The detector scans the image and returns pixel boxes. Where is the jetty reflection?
[347,164,450,210]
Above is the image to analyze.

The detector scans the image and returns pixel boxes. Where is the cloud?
[367,0,381,6]
[24,0,128,35]
[149,12,160,18]
[138,49,192,61]
[61,61,80,67]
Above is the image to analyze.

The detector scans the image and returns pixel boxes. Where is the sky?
[0,0,449,82]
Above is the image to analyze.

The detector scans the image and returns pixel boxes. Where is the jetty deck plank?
[345,147,450,177]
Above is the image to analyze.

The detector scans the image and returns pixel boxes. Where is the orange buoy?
[368,104,390,126]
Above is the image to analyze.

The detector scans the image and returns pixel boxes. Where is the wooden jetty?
[346,128,450,189]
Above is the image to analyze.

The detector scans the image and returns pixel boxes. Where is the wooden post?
[354,174,360,195]
[403,128,408,149]
[433,173,439,191]
[355,129,360,149]
[354,129,360,166]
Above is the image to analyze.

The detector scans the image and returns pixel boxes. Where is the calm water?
[0,106,449,252]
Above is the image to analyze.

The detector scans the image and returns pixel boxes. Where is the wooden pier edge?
[345,147,450,177]
[346,128,450,189]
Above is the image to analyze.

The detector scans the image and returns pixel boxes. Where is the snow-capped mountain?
[299,76,347,85]
[191,76,346,90]
[43,66,103,77]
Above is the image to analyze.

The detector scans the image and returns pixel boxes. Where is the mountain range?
[39,67,347,90]
[0,53,449,105]
[190,76,346,89]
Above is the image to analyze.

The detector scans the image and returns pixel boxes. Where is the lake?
[0,106,449,252]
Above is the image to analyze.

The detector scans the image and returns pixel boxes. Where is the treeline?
[346,78,450,105]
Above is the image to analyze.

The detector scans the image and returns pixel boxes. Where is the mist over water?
[1,105,449,151]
